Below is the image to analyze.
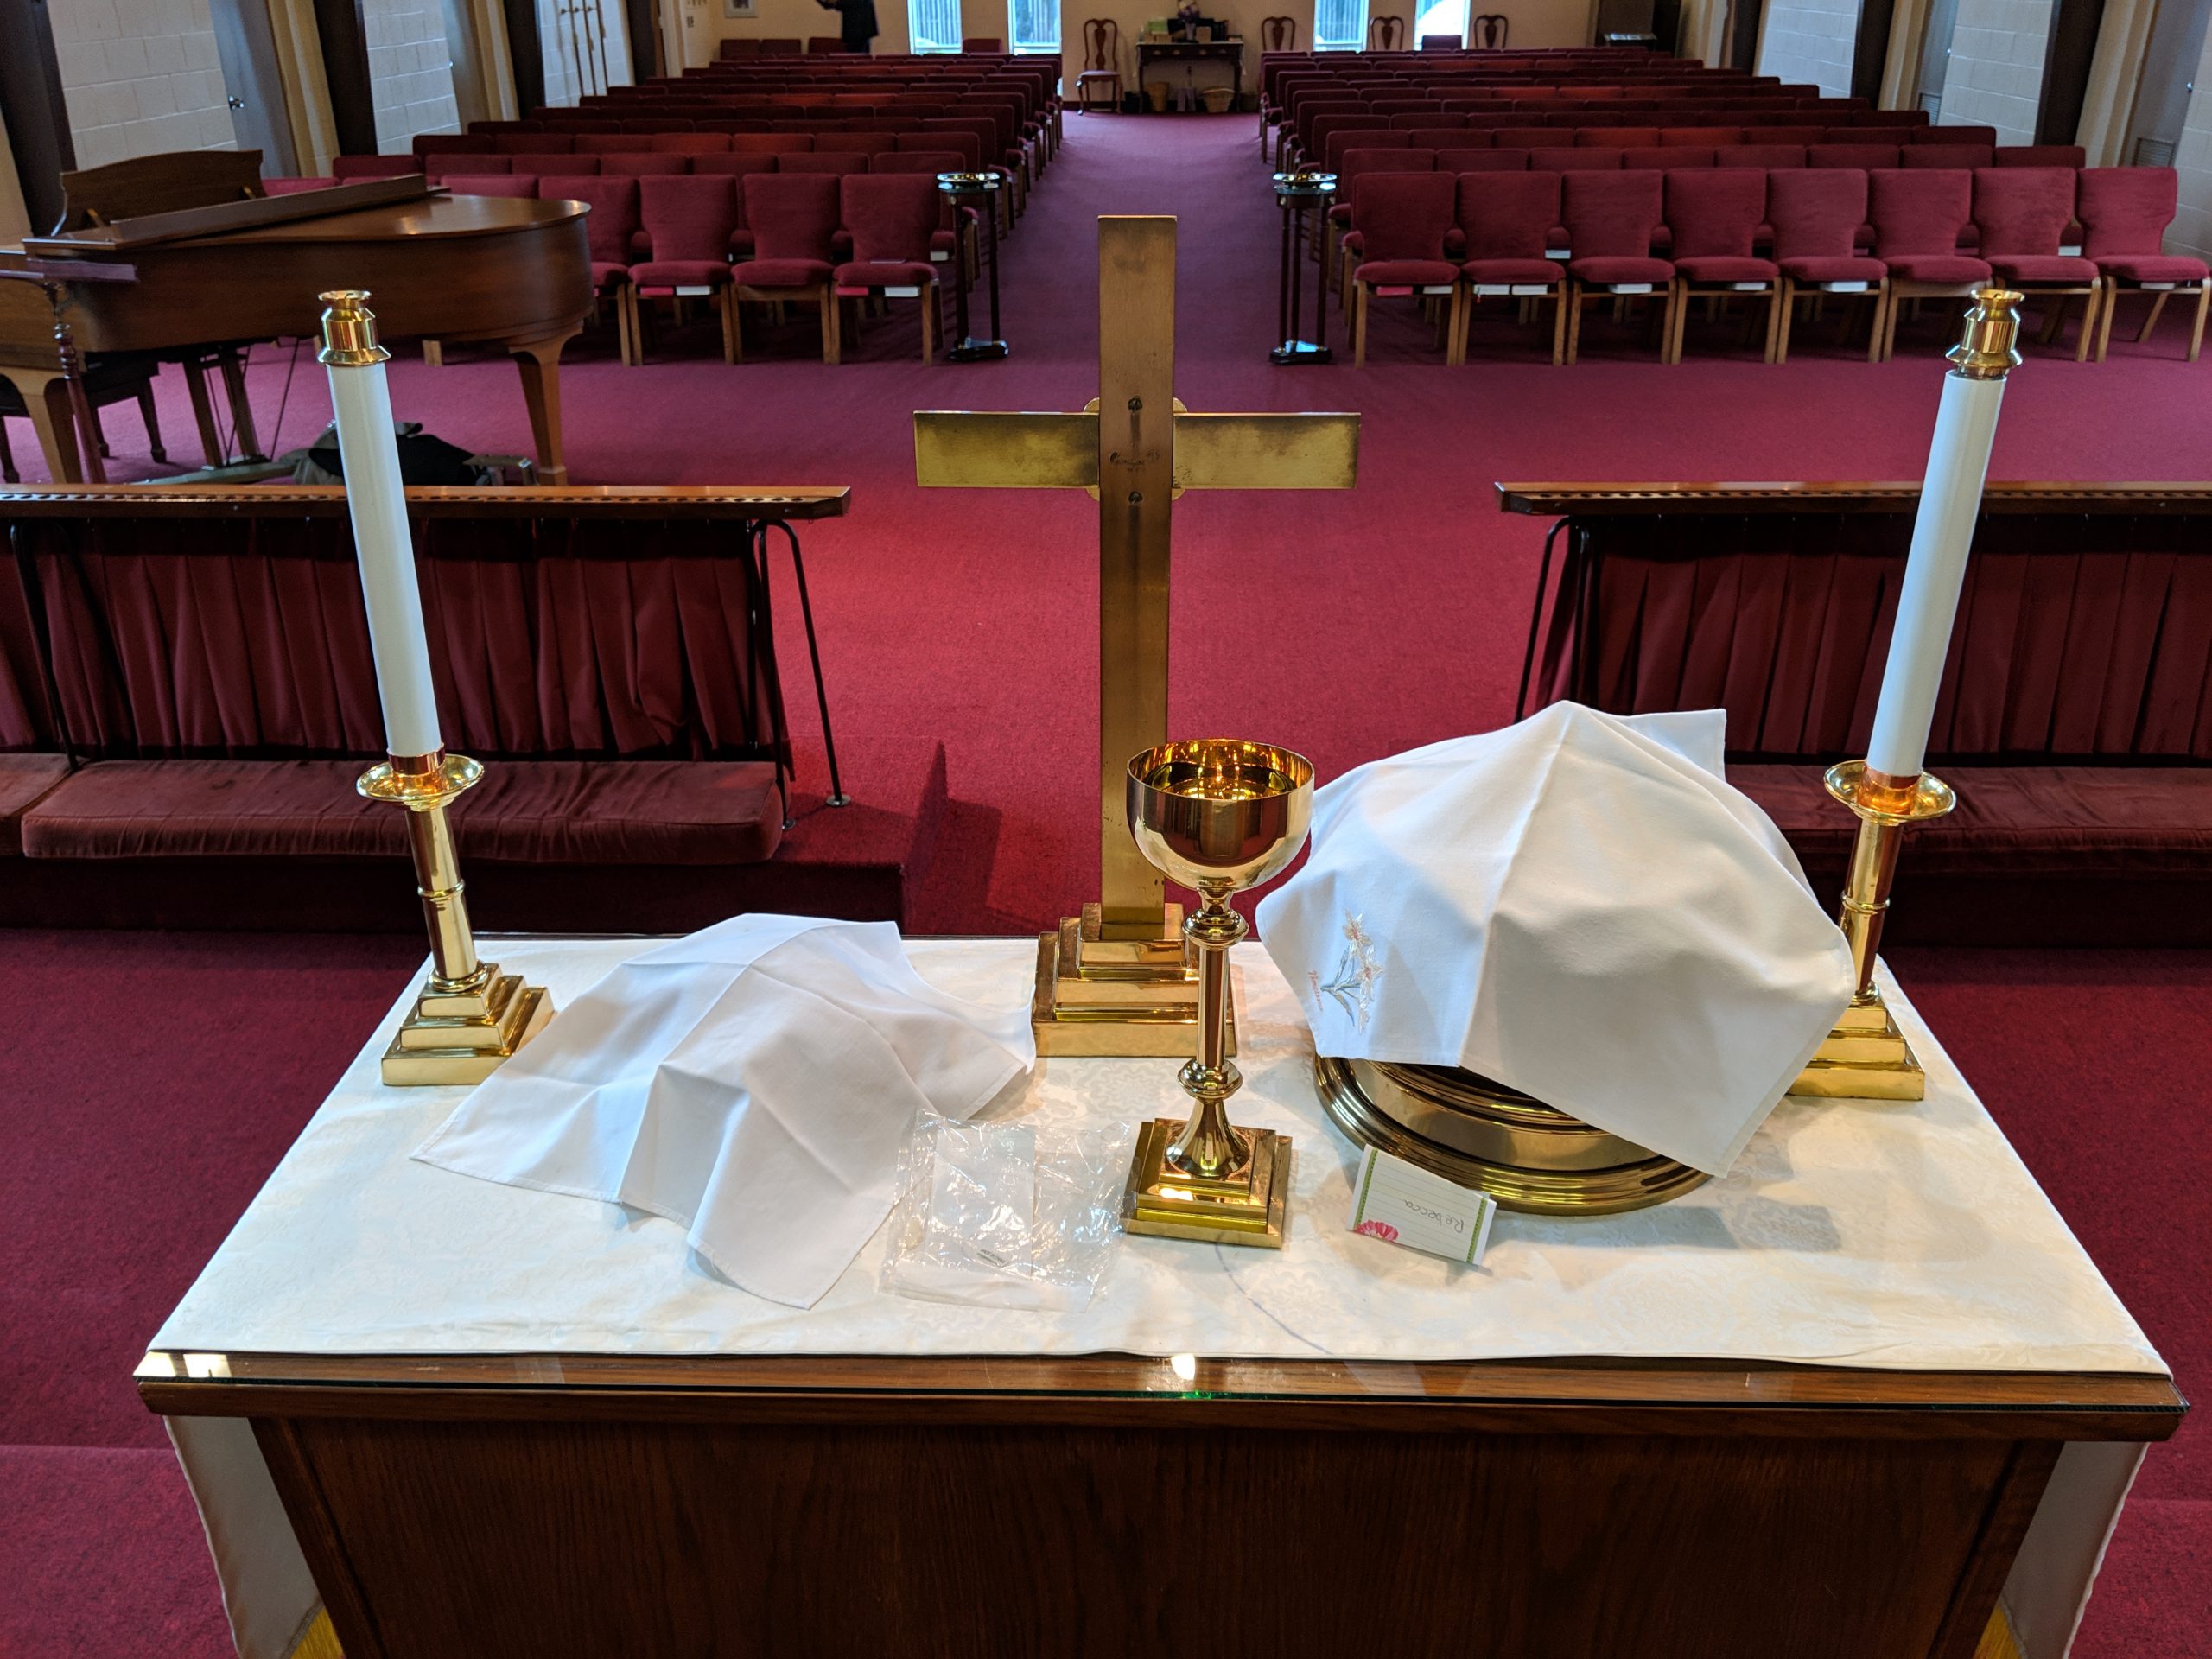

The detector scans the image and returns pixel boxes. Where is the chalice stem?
[1166,893,1249,1180]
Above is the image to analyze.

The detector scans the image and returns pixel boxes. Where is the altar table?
[1135,38,1248,105]
[140,938,2180,1659]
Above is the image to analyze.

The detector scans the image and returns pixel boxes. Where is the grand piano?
[0,151,591,483]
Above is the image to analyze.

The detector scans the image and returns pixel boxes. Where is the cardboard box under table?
[142,938,2180,1659]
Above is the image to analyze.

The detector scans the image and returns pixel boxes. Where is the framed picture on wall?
[723,0,754,14]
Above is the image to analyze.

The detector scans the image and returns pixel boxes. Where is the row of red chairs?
[1333,167,2206,368]
[1287,106,1924,165]
[1317,127,2005,173]
[346,149,967,185]
[431,173,961,367]
[1324,141,2076,195]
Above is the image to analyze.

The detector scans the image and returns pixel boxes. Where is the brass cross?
[914,216,1358,1052]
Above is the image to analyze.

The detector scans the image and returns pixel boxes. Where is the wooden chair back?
[1083,17,1120,73]
[1262,15,1296,49]
[1473,13,1508,47]
[1368,15,1407,49]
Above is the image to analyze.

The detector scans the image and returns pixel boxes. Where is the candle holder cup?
[1120,740,1313,1248]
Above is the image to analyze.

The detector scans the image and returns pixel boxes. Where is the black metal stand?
[938,174,1010,362]
[1271,172,1336,365]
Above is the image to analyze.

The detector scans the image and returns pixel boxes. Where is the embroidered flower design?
[1354,1219,1399,1243]
[1309,913,1380,1030]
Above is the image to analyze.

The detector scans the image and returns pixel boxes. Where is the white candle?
[323,347,443,760]
[1865,369,2007,780]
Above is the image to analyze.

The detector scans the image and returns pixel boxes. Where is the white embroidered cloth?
[1255,705,1858,1176]
[415,916,1035,1308]
[151,937,2164,1659]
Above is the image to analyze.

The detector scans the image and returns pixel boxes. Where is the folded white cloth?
[415,916,1036,1307]
[1255,704,1856,1177]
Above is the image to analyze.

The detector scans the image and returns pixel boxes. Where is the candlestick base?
[1122,1117,1289,1247]
[381,969,555,1085]
[1789,998,1929,1101]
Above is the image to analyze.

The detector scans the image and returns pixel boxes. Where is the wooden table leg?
[181,359,226,467]
[508,330,577,486]
[2,370,86,483]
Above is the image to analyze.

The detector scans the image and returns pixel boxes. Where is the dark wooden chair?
[1369,14,1408,48]
[1474,13,1509,46]
[1261,15,1296,48]
[1077,19,1122,113]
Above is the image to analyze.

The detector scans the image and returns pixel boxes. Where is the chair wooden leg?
[720,286,739,365]
[135,382,168,464]
[2096,279,2118,361]
[1446,284,1468,366]
[727,288,743,363]
[1764,287,1783,364]
[422,340,444,368]
[1352,282,1369,368]
[2190,284,2209,362]
[1866,285,1887,364]
[1565,282,1586,365]
[1774,280,1795,364]
[1551,286,1568,365]
[2135,289,2170,344]
[2075,285,2097,362]
[921,287,937,362]
[820,287,840,365]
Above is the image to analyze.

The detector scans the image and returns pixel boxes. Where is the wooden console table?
[1135,38,1247,104]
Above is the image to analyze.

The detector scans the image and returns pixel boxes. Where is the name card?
[1346,1147,1497,1266]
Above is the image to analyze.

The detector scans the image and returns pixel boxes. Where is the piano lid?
[23,176,434,258]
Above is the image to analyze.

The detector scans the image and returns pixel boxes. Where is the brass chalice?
[1122,740,1314,1248]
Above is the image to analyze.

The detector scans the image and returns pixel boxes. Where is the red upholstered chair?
[2076,167,2209,361]
[652,133,731,153]
[1439,148,1531,172]
[1662,126,1738,146]
[1329,149,1438,292]
[332,154,425,180]
[733,173,842,364]
[778,153,871,174]
[1559,169,1677,364]
[1448,170,1567,365]
[729,134,814,153]
[1494,126,1554,149]
[495,132,570,153]
[1622,146,1710,168]
[1900,143,1991,169]
[442,173,536,196]
[601,153,693,175]
[812,132,883,154]
[1768,169,1887,361]
[1664,168,1782,364]
[692,153,779,176]
[1530,146,1623,171]
[1809,143,1899,169]
[1717,144,1805,169]
[1322,128,1408,173]
[1407,126,1473,149]
[1972,168,2101,359]
[633,175,741,364]
[1868,168,1988,361]
[505,148,594,174]
[539,175,641,365]
[1344,172,1459,365]
[1581,127,1662,148]
[834,175,943,363]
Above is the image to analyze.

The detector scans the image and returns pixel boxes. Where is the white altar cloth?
[150,937,2166,1659]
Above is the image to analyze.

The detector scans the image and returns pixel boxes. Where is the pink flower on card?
[1354,1219,1399,1243]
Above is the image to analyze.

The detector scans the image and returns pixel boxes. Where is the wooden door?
[208,0,299,175]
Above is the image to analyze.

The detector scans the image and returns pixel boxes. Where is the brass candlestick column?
[319,292,553,1085]
[1793,289,2021,1101]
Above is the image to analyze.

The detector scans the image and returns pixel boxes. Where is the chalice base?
[1121,1118,1288,1249]
[380,963,555,1086]
[1031,904,1237,1058]
[1789,994,1927,1101]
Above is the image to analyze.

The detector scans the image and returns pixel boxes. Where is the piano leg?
[182,361,226,468]
[509,330,577,486]
[2,371,86,485]
[217,348,265,463]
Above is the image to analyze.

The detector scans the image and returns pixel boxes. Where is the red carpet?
[5,113,2208,1652]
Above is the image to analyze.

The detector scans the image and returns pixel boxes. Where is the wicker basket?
[1145,80,1171,112]
[1201,86,1236,113]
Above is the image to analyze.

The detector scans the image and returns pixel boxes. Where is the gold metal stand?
[1120,741,1313,1248]
[360,751,553,1085]
[1790,760,1955,1100]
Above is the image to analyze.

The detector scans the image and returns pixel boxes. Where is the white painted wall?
[48,0,237,169]
[2171,15,2212,258]
[1934,0,2050,143]
[363,0,462,151]
[1755,0,1860,97]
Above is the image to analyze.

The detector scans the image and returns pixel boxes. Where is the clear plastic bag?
[880,1110,1135,1312]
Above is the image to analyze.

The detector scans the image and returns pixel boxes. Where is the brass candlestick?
[359,753,553,1085]
[1121,740,1313,1249]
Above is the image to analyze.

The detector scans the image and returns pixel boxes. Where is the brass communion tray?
[1315,1057,1709,1216]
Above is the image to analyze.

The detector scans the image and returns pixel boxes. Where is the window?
[1314,0,1368,49]
[1411,0,1469,44]
[1010,0,1058,54]
[908,0,962,52]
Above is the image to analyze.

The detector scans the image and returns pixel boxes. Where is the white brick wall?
[364,0,462,153]
[1934,0,2050,145]
[2171,16,2212,259]
[1756,0,1861,100]
[48,0,237,170]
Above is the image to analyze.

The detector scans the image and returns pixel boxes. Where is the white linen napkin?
[414,915,1037,1307]
[1255,704,1856,1178]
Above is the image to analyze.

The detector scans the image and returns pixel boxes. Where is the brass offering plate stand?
[1316,1058,1709,1216]
[1122,1119,1288,1248]
[1032,903,1236,1058]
